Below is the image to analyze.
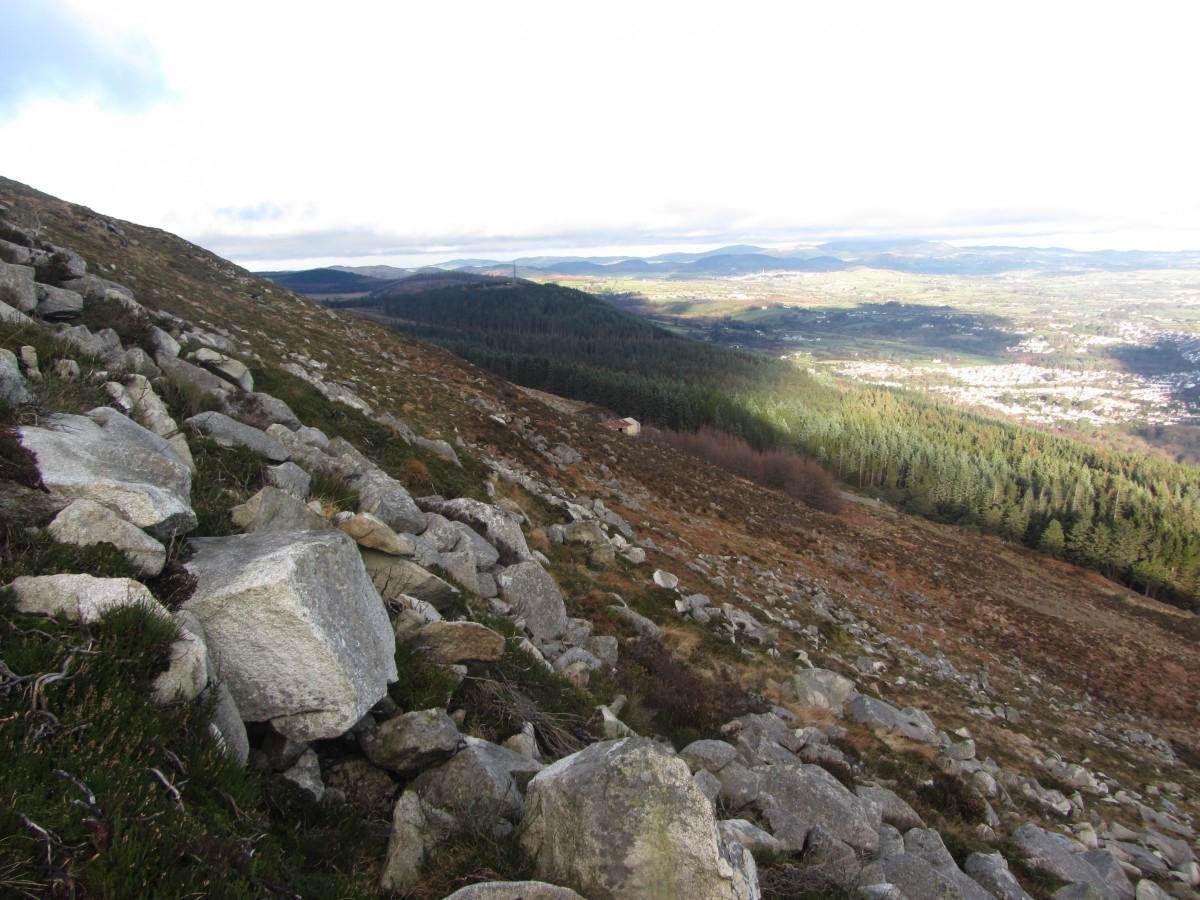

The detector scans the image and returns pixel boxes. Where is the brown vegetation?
[648,426,844,513]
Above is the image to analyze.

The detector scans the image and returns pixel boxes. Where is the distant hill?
[262,241,1200,290]
[256,267,400,296]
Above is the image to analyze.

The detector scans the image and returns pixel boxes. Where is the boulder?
[357,470,426,535]
[183,529,397,741]
[680,739,741,774]
[903,828,996,900]
[1010,824,1113,896]
[151,623,208,704]
[964,852,1034,900]
[0,261,37,312]
[191,347,253,391]
[437,549,483,594]
[334,511,411,555]
[230,486,331,533]
[264,461,311,500]
[185,411,290,462]
[410,737,538,824]
[653,569,679,590]
[155,353,230,402]
[878,853,983,900]
[47,498,167,576]
[61,324,121,358]
[786,668,858,712]
[418,496,533,564]
[18,408,196,540]
[379,791,456,893]
[856,784,924,831]
[413,621,506,664]
[754,763,880,855]
[361,707,462,777]
[0,298,36,327]
[7,573,169,624]
[451,520,502,568]
[35,283,83,320]
[846,694,941,744]
[360,549,461,611]
[520,737,754,900]
[496,561,569,640]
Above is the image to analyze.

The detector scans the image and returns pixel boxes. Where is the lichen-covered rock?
[360,707,462,778]
[18,408,196,540]
[520,737,756,900]
[410,737,538,824]
[191,347,253,391]
[183,529,396,741]
[496,561,568,640]
[414,621,506,664]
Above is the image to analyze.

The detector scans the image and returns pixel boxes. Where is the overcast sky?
[2,1,1198,270]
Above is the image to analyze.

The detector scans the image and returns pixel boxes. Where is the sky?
[2,1,1199,270]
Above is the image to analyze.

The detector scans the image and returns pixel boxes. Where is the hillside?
[1,175,1198,899]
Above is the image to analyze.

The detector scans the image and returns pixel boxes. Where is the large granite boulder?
[520,737,757,900]
[183,529,396,741]
[496,561,568,640]
[18,408,196,540]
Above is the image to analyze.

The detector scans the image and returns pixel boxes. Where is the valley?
[550,268,1200,437]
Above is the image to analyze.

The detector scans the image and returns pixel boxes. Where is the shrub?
[615,635,766,748]
[649,426,843,513]
[915,772,989,825]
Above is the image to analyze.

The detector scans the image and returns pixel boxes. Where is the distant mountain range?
[258,241,1200,298]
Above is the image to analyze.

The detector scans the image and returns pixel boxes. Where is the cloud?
[0,2,173,122]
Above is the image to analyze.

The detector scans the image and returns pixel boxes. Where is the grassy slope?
[1,176,1197,894]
